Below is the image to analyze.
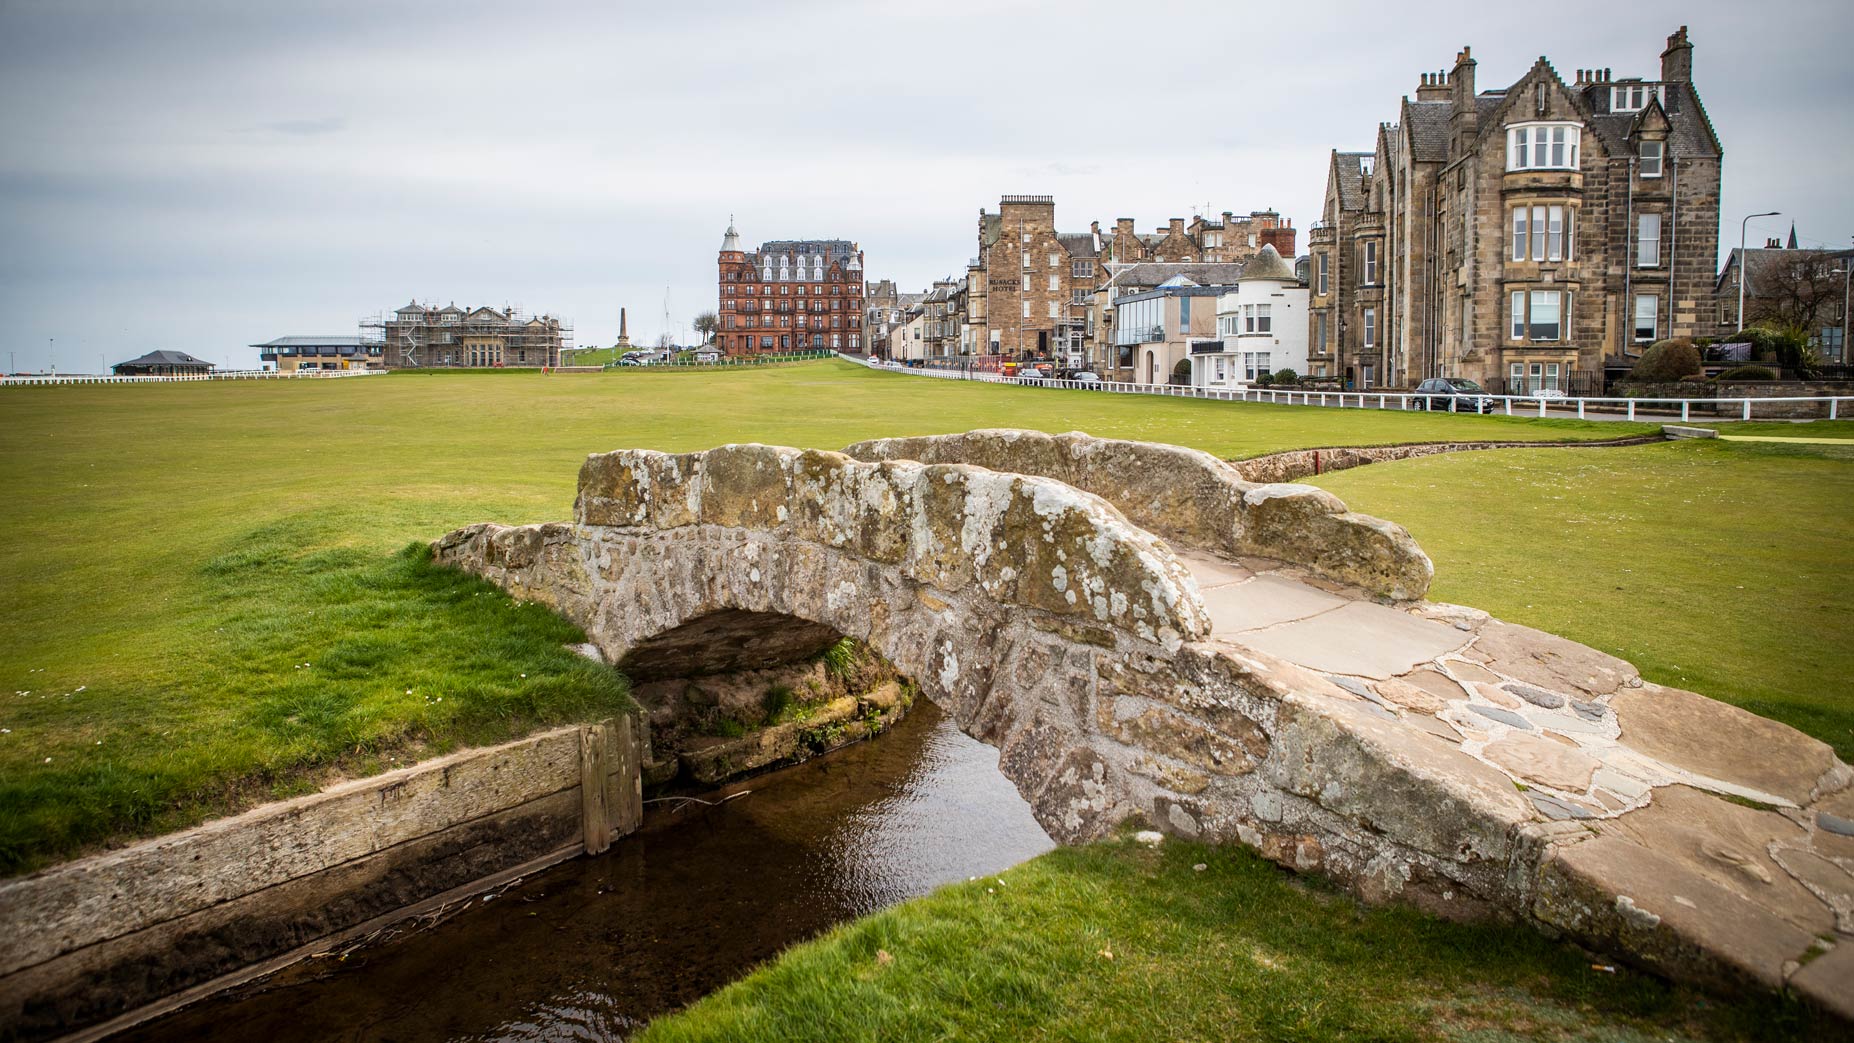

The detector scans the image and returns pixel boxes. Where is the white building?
[1200,245,1309,388]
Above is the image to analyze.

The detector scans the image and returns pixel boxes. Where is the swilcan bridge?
[435,429,1852,1017]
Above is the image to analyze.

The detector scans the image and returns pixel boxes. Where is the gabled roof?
[1057,232,1099,258]
[1332,152,1371,212]
[1715,247,1854,296]
[1403,100,1452,164]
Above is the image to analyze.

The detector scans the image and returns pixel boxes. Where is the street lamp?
[1832,268,1851,364]
[1737,211,1781,333]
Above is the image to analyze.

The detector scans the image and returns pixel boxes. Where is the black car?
[1414,377,1496,413]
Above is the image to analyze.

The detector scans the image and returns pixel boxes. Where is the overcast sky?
[1,0,1849,371]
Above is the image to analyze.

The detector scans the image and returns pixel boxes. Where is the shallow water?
[118,701,1053,1042]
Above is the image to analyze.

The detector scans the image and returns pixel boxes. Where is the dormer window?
[1508,123,1581,170]
[1611,84,1662,112]
[1639,140,1664,178]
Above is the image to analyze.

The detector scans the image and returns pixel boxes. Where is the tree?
[1744,253,1843,336]
[656,332,676,349]
[693,311,718,345]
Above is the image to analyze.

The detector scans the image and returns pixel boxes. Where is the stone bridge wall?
[842,429,1432,600]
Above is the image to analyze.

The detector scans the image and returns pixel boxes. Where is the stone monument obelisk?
[614,307,632,349]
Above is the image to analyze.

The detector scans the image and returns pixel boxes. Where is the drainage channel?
[113,700,1053,1043]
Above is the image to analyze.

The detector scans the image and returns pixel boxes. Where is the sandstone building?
[1308,27,1721,393]
[718,222,865,355]
[363,303,570,369]
[967,196,1296,364]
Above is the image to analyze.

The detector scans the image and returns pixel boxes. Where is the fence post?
[1627,400,1636,421]
[1681,400,1690,422]
[1742,398,1751,421]
[1577,399,1585,419]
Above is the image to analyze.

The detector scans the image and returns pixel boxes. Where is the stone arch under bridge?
[433,430,1851,1016]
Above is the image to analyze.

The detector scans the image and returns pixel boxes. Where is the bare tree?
[692,310,718,345]
[656,332,676,349]
[1744,253,1844,336]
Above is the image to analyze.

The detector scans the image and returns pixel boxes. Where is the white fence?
[836,355,1851,422]
[0,369,385,387]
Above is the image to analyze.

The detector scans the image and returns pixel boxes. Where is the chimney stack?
[1661,25,1693,82]
[1416,70,1450,102]
[1450,45,1478,153]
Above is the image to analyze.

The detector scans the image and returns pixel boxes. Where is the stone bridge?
[433,429,1851,1017]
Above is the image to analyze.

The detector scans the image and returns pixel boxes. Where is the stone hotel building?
[717,222,865,355]
[1308,27,1721,393]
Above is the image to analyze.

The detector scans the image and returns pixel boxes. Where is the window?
[1242,304,1272,334]
[1362,307,1376,348]
[1179,295,1191,330]
[1317,253,1329,295]
[1022,274,1030,290]
[1507,123,1581,171]
[1048,273,1059,291]
[1071,288,1090,304]
[1637,213,1662,267]
[1022,300,1030,319]
[1071,260,1094,278]
[1639,140,1664,178]
[1021,251,1031,269]
[1363,241,1379,285]
[1634,294,1659,343]
[1048,300,1059,319]
[1513,206,1572,262]
[1511,290,1569,342]
[1048,253,1060,268]
[1611,84,1661,112]
[1316,312,1328,353]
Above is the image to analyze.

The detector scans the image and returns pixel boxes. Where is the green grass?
[0,360,1785,875]
[639,835,1828,1043]
[1314,438,1854,759]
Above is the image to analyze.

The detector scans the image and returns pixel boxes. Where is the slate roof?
[1104,262,1246,290]
[1715,247,1854,296]
[1332,153,1371,212]
[115,350,213,368]
[750,239,859,267]
[1238,245,1295,283]
[1057,232,1100,258]
[1404,100,1451,163]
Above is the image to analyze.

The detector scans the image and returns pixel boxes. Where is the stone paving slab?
[1164,536,1852,1014]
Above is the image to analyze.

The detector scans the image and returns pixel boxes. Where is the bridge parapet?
[843,429,1433,600]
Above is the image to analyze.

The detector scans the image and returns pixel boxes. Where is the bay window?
[1507,122,1581,171]
[1363,240,1379,285]
[1362,307,1376,348]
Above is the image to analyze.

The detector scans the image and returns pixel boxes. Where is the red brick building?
[718,222,866,355]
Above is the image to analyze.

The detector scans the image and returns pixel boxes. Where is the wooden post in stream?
[579,723,613,855]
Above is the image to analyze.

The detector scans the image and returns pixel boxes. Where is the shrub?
[1271,368,1299,385]
[1715,365,1778,382]
[820,637,859,680]
[1171,359,1193,384]
[1722,325,1819,377]
[1630,338,1701,381]
[1254,371,1274,387]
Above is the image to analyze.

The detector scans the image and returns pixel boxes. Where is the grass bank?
[0,361,1782,874]
[1314,437,1854,759]
[640,835,1829,1043]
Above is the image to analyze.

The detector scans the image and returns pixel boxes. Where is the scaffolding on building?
[359,301,575,369]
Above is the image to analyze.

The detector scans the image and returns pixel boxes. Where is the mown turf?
[1314,437,1854,760]
[639,836,1830,1043]
[0,360,1778,874]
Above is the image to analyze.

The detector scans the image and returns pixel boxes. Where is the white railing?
[834,354,1851,422]
[0,369,386,387]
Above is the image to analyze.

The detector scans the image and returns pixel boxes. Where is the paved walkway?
[1169,542,1853,1015]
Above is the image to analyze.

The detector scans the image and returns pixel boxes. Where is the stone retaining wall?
[1231,435,1663,485]
[0,719,643,1043]
[1615,381,1850,418]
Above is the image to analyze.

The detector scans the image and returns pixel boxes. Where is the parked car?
[1066,370,1103,388]
[1414,377,1496,413]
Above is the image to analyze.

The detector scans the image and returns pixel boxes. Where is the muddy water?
[118,701,1053,1042]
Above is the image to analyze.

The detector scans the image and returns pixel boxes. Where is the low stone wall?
[0,719,643,1043]
[842,429,1433,601]
[1615,381,1850,418]
[1231,435,1663,485]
